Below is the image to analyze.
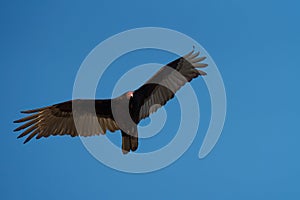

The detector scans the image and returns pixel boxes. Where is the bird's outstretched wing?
[132,49,207,121]
[14,100,119,143]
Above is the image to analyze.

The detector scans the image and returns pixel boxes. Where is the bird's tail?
[121,130,138,154]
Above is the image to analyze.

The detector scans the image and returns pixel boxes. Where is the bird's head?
[126,91,134,100]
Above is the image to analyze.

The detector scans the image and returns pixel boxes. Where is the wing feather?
[133,49,208,121]
[14,99,119,143]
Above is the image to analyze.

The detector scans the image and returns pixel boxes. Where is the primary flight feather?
[14,49,208,154]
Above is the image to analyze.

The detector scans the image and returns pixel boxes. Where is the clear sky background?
[0,0,299,199]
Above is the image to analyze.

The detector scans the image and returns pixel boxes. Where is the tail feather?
[121,129,138,154]
[121,131,131,154]
[130,136,138,151]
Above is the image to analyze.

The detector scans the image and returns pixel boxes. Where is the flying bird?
[14,49,208,154]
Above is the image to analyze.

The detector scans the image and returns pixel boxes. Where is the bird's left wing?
[132,49,207,121]
[14,99,120,143]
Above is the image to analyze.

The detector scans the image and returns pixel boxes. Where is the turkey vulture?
[14,49,208,154]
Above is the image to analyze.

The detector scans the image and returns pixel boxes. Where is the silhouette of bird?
[14,49,208,154]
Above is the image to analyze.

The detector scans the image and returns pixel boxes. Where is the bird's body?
[14,49,208,154]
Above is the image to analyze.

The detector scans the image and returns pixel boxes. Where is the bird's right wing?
[14,99,120,143]
[132,49,207,121]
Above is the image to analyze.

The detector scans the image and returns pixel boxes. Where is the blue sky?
[1,0,299,199]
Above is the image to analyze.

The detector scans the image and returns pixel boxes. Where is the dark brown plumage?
[14,49,208,154]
